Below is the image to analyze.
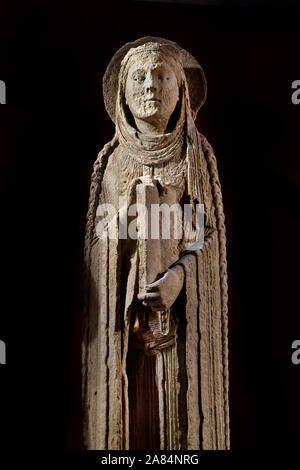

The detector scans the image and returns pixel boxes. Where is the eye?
[158,75,163,80]
[166,77,169,80]
[132,72,145,83]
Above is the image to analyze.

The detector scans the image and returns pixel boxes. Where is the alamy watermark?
[0,80,6,104]
[95,198,205,250]
[0,340,6,365]
[291,80,300,105]
[291,340,300,365]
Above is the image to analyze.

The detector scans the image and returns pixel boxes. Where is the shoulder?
[91,137,119,185]
[98,142,122,206]
[105,144,120,173]
[94,135,119,170]
[195,131,217,170]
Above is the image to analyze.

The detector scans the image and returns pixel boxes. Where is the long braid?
[200,133,230,449]
[81,135,118,444]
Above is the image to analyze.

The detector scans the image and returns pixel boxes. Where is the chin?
[140,104,160,118]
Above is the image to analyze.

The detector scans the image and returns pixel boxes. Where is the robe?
[82,130,230,450]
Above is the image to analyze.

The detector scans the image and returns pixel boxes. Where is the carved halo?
[103,36,207,123]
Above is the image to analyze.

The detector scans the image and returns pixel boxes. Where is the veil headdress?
[106,38,208,207]
[116,43,185,166]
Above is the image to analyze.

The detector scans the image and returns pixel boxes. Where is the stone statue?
[82,37,229,450]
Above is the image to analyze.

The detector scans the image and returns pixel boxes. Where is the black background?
[0,0,299,457]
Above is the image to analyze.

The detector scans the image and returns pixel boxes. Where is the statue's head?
[123,46,181,132]
[103,37,207,129]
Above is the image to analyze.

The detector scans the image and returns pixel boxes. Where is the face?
[124,51,180,125]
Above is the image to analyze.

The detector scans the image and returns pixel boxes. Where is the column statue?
[82,37,230,450]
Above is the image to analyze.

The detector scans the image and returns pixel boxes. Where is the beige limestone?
[82,37,229,450]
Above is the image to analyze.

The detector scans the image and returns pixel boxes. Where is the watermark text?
[291,80,300,105]
[0,80,6,104]
[0,340,6,365]
[95,199,205,250]
[291,340,300,365]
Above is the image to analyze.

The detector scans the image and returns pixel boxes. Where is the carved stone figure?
[82,37,229,450]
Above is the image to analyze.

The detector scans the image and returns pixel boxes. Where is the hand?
[138,264,185,312]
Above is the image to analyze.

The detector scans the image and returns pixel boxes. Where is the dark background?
[0,0,299,456]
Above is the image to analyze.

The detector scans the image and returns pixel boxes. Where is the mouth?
[144,98,161,103]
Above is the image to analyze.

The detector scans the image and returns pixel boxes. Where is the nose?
[144,71,157,93]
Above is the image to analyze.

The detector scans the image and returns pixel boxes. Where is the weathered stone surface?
[82,37,229,450]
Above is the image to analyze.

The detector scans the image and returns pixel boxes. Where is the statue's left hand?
[137,264,185,312]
